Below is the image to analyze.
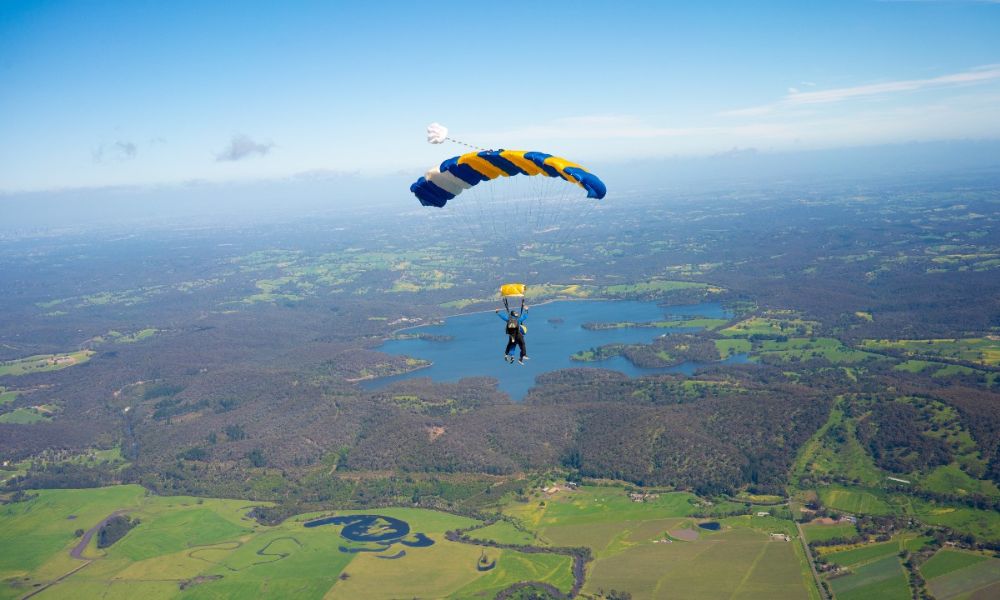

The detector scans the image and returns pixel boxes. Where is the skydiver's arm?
[519,309,528,323]
[497,311,510,322]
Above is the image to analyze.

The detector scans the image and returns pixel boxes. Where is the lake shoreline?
[386,295,606,338]
[365,299,735,400]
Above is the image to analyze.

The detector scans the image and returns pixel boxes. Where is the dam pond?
[363,299,747,400]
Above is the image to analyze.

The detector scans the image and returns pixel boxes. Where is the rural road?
[70,510,124,559]
[796,521,830,600]
[22,511,125,599]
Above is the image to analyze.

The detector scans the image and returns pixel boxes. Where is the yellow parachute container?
[500,283,526,298]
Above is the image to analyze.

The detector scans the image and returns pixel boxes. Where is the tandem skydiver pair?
[496,283,529,365]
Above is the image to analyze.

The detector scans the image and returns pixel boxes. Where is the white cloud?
[723,64,1000,116]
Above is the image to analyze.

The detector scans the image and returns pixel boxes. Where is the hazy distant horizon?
[2,139,999,236]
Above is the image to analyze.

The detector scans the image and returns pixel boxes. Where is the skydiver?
[496,306,529,365]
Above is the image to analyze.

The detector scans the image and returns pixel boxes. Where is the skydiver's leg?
[505,337,517,358]
[517,335,526,361]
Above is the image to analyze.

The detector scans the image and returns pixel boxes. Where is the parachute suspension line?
[427,123,489,152]
[445,137,489,152]
[412,133,608,296]
[500,292,524,315]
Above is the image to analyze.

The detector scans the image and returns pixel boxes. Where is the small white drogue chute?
[427,122,448,144]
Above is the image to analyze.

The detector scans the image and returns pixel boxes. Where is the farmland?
[499,486,816,600]
[920,549,1000,599]
[0,483,820,599]
[0,487,579,600]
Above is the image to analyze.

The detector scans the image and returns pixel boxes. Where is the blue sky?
[1,0,999,192]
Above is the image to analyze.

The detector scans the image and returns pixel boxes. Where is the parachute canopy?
[500,283,526,298]
[411,150,607,208]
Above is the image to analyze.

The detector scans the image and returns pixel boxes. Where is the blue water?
[364,300,747,400]
[304,515,410,541]
[304,514,436,556]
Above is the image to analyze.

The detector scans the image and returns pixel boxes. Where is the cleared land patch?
[927,557,1000,599]
[465,520,537,545]
[818,486,891,515]
[861,337,1000,367]
[920,548,987,579]
[822,541,896,566]
[0,407,52,424]
[802,522,858,544]
[0,350,95,377]
[829,554,909,600]
[0,387,18,405]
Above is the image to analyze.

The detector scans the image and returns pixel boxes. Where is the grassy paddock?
[829,554,908,600]
[920,549,989,579]
[802,522,858,544]
[823,541,897,567]
[0,351,95,377]
[927,557,1000,599]
[465,520,537,545]
[0,407,50,424]
[819,486,891,515]
[0,388,18,405]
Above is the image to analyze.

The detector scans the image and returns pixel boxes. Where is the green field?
[801,522,858,543]
[0,351,95,377]
[753,337,879,364]
[0,407,50,424]
[818,486,891,516]
[582,317,729,331]
[0,388,17,405]
[822,541,896,566]
[920,549,988,579]
[861,337,1000,367]
[927,556,1000,599]
[829,554,909,600]
[91,328,160,345]
[911,500,1000,541]
[0,483,833,599]
[502,486,817,600]
[599,279,710,297]
[716,337,752,356]
[921,463,1000,499]
[893,359,936,373]
[815,534,937,600]
[582,526,813,600]
[0,487,577,600]
[504,486,697,532]
[465,520,538,545]
[719,315,819,337]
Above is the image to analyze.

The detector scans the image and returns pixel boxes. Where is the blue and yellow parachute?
[411,150,606,208]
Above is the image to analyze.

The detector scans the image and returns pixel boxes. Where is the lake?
[363,299,747,400]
